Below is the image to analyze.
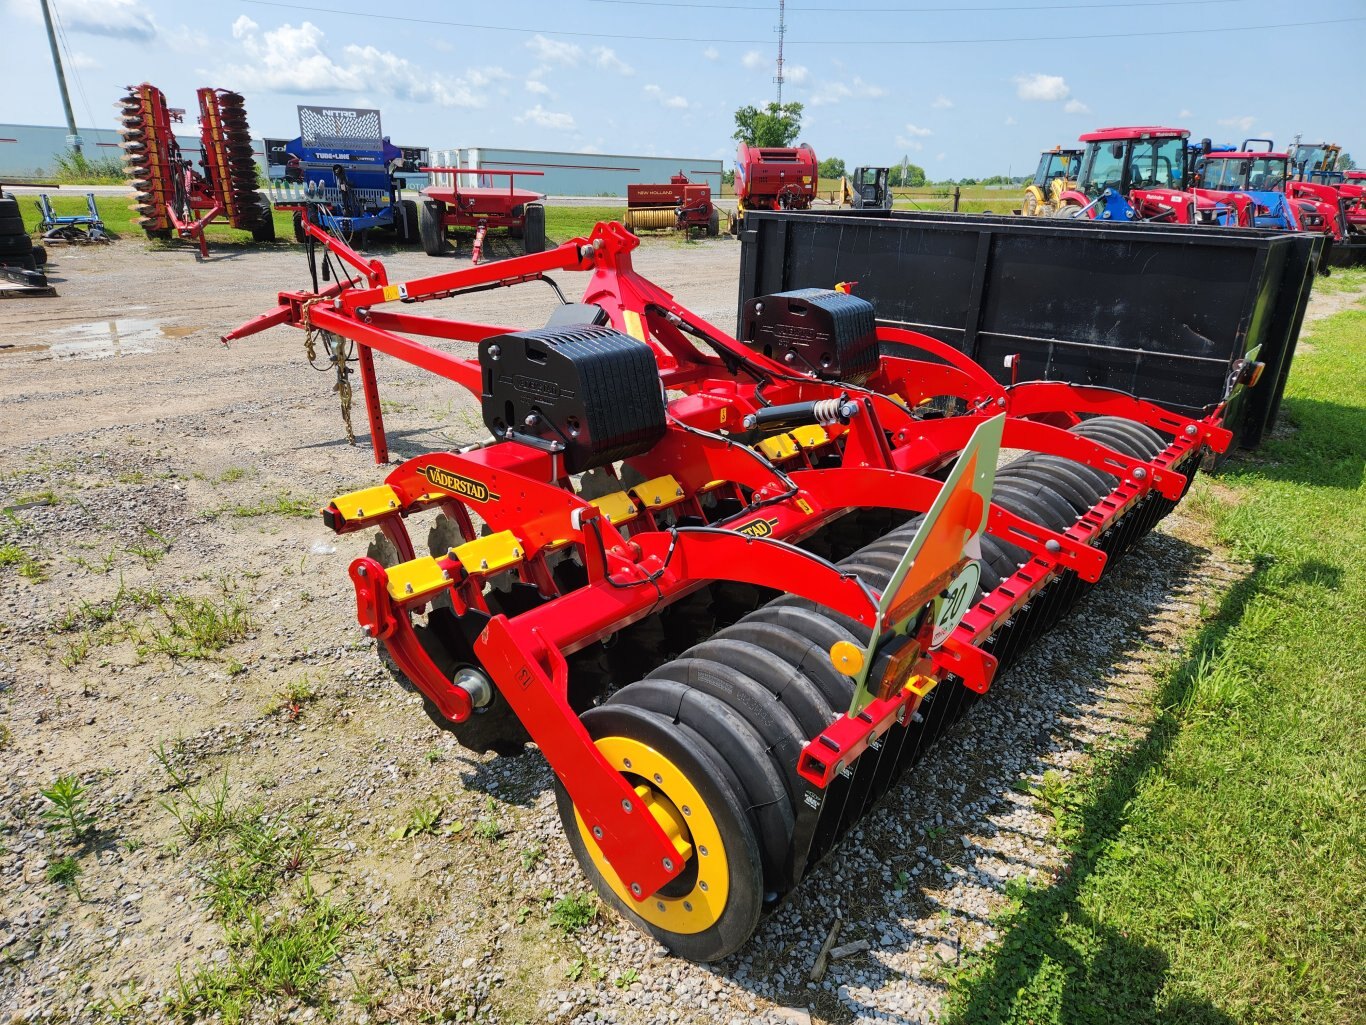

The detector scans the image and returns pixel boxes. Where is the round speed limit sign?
[932,562,980,647]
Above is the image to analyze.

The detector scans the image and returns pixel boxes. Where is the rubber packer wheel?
[555,703,763,962]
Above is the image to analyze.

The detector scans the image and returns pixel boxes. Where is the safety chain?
[300,297,357,446]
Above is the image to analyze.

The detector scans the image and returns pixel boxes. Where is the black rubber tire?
[707,207,720,237]
[0,197,19,218]
[31,245,46,267]
[523,203,546,254]
[979,531,1025,578]
[1083,417,1166,459]
[508,204,525,239]
[0,215,24,235]
[250,198,276,243]
[992,476,1076,529]
[0,234,33,255]
[1072,418,1147,459]
[399,199,419,245]
[621,674,798,890]
[419,199,446,256]
[991,484,1069,532]
[1030,453,1115,501]
[681,635,837,737]
[997,461,1092,515]
[555,703,764,963]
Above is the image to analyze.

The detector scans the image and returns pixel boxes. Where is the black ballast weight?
[479,325,667,474]
[739,288,878,381]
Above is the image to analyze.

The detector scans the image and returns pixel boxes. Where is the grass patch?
[140,593,251,659]
[545,205,625,243]
[0,542,46,581]
[157,758,360,1020]
[549,892,597,934]
[943,305,1366,1024]
[215,492,318,520]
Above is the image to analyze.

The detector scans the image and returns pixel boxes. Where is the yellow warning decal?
[623,309,646,342]
[382,285,401,302]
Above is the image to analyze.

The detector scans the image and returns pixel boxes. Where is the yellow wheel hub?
[573,735,730,934]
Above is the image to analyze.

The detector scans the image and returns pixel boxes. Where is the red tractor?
[1056,126,1229,225]
[731,142,818,232]
[624,173,719,236]
[1285,142,1366,262]
[418,166,547,264]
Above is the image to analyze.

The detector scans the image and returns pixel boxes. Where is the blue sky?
[2,0,1363,178]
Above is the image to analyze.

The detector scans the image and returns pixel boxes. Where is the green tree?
[818,157,846,179]
[1338,151,1356,171]
[890,159,926,188]
[732,102,804,148]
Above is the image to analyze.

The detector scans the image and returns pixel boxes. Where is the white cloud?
[644,84,689,109]
[811,76,886,106]
[931,95,954,110]
[1004,115,1017,126]
[525,79,550,96]
[703,46,720,61]
[785,64,809,84]
[901,123,932,138]
[14,0,158,41]
[741,50,767,70]
[1178,108,1194,118]
[525,33,582,66]
[223,18,491,108]
[69,51,101,71]
[1219,115,1256,131]
[1063,98,1091,114]
[593,46,634,75]
[935,152,946,161]
[518,104,576,131]
[1014,72,1070,102]
[578,144,605,154]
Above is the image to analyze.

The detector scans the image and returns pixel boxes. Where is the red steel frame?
[225,221,1232,902]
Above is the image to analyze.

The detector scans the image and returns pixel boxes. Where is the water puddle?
[0,319,204,359]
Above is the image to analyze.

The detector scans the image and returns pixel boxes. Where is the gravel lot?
[0,233,1273,1023]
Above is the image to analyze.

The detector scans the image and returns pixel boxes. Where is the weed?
[116,470,147,484]
[40,775,94,838]
[550,893,597,934]
[0,543,45,581]
[390,799,443,840]
[70,549,116,575]
[140,593,251,659]
[614,968,639,989]
[125,539,168,568]
[520,843,545,872]
[265,676,318,719]
[218,493,317,519]
[473,817,502,842]
[15,488,60,507]
[94,980,145,1022]
[566,958,586,982]
[0,722,10,750]
[46,855,83,897]
[218,467,250,483]
[59,630,95,670]
[225,658,247,677]
[423,747,443,765]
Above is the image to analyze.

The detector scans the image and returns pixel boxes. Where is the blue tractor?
[271,105,419,247]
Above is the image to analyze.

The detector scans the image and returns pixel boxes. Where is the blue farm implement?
[34,193,111,244]
[269,105,419,248]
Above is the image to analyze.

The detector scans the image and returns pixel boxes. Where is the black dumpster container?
[736,209,1323,448]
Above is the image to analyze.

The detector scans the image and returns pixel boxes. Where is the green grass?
[944,303,1366,1025]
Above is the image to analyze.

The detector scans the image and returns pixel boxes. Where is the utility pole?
[39,0,83,159]
[773,0,786,106]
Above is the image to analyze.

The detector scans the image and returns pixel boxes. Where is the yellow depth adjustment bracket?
[790,425,832,451]
[453,530,525,575]
[331,484,402,523]
[756,433,800,461]
[904,674,938,698]
[590,490,639,527]
[385,556,450,602]
[631,474,686,510]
